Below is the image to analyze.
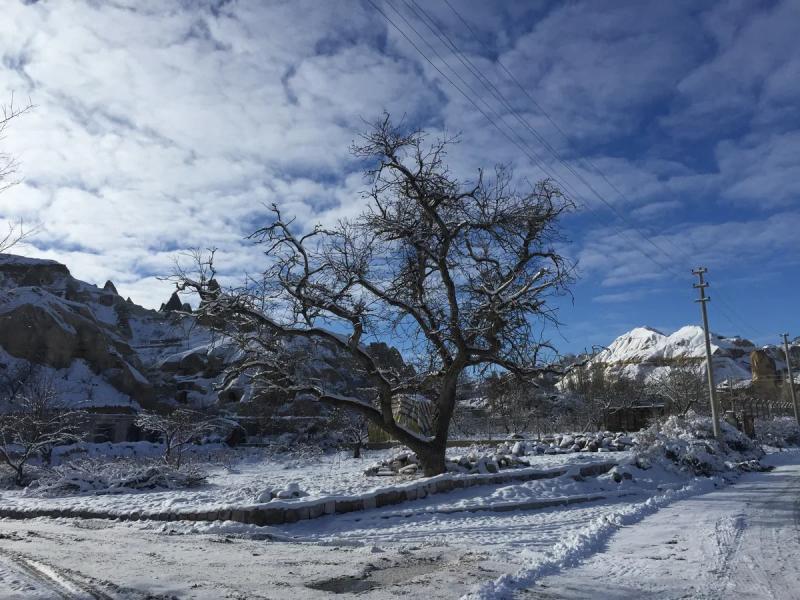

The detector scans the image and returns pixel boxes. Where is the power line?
[376,0,681,279]
[366,0,567,191]
[406,0,721,289]
[370,0,765,342]
[437,0,766,340]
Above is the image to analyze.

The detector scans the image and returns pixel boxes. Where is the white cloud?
[0,0,797,329]
[578,212,800,288]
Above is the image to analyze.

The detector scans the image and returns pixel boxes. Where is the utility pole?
[693,268,721,439]
[781,333,799,426]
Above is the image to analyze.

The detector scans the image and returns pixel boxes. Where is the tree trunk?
[414,443,446,476]
[14,464,24,487]
[352,442,361,459]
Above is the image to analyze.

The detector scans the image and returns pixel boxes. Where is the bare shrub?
[0,365,86,485]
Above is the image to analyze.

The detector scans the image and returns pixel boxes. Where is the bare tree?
[174,116,574,475]
[330,408,369,458]
[485,374,538,435]
[0,366,86,485]
[135,409,231,468]
[565,363,647,430]
[0,95,37,253]
[647,363,708,415]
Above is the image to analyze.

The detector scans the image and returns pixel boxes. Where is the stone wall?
[0,462,616,525]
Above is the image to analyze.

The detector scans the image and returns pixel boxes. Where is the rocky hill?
[574,325,798,386]
[0,253,223,412]
[0,253,406,420]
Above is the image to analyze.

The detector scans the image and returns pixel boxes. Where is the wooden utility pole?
[693,268,721,439]
[781,333,799,426]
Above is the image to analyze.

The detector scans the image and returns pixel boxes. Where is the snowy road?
[1,452,799,599]
[528,450,800,599]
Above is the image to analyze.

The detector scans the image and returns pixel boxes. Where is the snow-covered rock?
[0,253,414,442]
[560,325,795,388]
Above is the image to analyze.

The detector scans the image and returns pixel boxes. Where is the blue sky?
[0,0,798,353]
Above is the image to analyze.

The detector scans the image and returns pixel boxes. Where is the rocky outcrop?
[161,291,183,313]
[751,349,779,383]
[0,288,154,407]
[563,325,782,387]
[0,255,70,288]
[751,349,782,400]
[0,253,415,426]
[0,254,181,410]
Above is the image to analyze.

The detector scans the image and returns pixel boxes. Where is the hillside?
[0,253,412,429]
[581,325,796,385]
[0,253,222,412]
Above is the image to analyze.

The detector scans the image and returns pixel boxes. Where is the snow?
[1,445,798,599]
[0,348,137,410]
[572,324,760,386]
[527,450,800,599]
[0,445,624,517]
[463,476,718,599]
[0,288,78,334]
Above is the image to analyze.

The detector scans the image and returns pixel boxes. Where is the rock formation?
[162,291,183,312]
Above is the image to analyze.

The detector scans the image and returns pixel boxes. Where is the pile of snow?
[755,417,800,448]
[254,482,308,502]
[635,412,763,476]
[22,460,207,497]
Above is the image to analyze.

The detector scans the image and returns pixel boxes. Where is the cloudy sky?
[1,0,798,352]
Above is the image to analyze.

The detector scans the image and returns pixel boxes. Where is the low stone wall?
[0,462,616,526]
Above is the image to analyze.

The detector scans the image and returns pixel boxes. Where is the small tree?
[135,409,230,468]
[0,366,85,485]
[1,95,37,253]
[330,408,369,458]
[175,116,574,475]
[647,363,707,416]
[485,374,538,435]
[566,363,646,430]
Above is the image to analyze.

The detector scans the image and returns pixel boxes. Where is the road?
[527,450,800,599]
[1,451,799,599]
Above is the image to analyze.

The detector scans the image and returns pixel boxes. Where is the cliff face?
[0,254,412,417]
[0,254,225,411]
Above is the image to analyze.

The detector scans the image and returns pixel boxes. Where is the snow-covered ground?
[526,449,800,599]
[0,414,794,599]
[0,444,624,516]
[1,450,798,599]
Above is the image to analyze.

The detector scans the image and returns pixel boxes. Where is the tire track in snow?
[460,478,719,599]
[0,548,117,600]
[709,513,746,582]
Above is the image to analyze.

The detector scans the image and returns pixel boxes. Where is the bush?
[755,417,800,448]
[23,459,207,497]
[636,412,763,476]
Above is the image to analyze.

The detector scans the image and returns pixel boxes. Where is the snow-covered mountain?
[0,253,222,411]
[0,253,409,419]
[576,325,796,385]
